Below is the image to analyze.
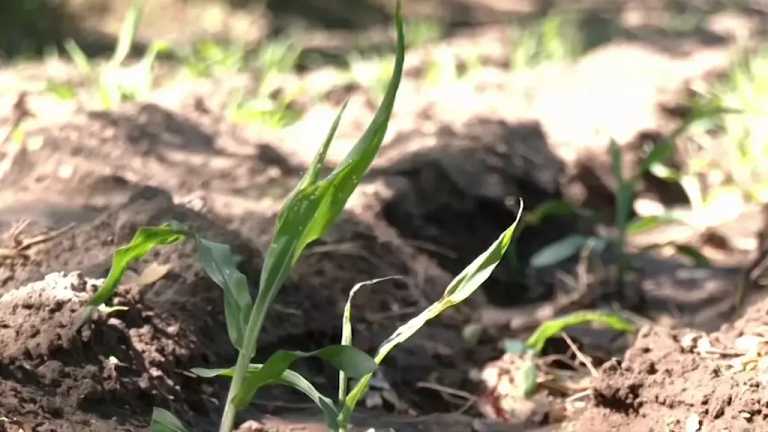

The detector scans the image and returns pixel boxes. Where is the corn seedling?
[226,38,303,128]
[527,140,705,297]
[502,310,635,397]
[181,40,248,78]
[62,0,168,108]
[407,18,444,48]
[652,48,768,207]
[82,6,527,431]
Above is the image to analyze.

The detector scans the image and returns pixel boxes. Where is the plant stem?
[218,299,269,432]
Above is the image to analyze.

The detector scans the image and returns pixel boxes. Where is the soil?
[3,2,768,431]
[570,296,768,432]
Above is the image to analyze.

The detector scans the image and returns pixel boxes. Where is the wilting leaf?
[150,408,188,432]
[525,310,635,354]
[341,203,524,424]
[530,234,590,268]
[339,277,401,402]
[197,238,253,349]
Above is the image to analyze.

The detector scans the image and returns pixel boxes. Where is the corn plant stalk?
[217,6,405,431]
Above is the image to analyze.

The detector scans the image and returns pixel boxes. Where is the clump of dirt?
[570,297,768,431]
[0,270,220,431]
[0,166,480,429]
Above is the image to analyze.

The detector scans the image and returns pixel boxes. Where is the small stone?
[684,413,701,432]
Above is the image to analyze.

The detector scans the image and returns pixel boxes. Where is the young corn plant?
[81,5,526,431]
[525,140,708,301]
[501,310,635,398]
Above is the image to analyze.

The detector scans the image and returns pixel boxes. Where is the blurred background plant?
[669,47,768,207]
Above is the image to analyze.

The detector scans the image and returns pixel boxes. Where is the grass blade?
[197,238,253,349]
[525,310,635,354]
[341,204,524,424]
[64,39,92,75]
[150,408,188,432]
[111,0,143,66]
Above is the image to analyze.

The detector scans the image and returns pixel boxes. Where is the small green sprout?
[61,0,168,108]
[503,310,635,398]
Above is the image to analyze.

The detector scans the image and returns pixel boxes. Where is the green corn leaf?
[525,310,635,354]
[196,238,253,349]
[339,277,401,402]
[640,242,711,267]
[610,140,623,183]
[610,140,635,232]
[84,224,186,319]
[111,0,143,66]
[234,345,376,409]
[615,182,634,233]
[150,408,188,432]
[530,234,590,268]
[64,39,92,75]
[673,244,710,267]
[524,199,581,225]
[253,1,404,329]
[639,139,675,174]
[193,366,339,429]
[626,215,680,236]
[341,204,524,424]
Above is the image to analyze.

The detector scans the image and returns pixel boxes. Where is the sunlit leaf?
[639,139,675,174]
[197,238,253,349]
[341,203,524,424]
[530,234,590,268]
[63,39,92,75]
[111,0,143,66]
[525,310,635,354]
[626,215,680,236]
[150,408,188,432]
[84,224,187,320]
